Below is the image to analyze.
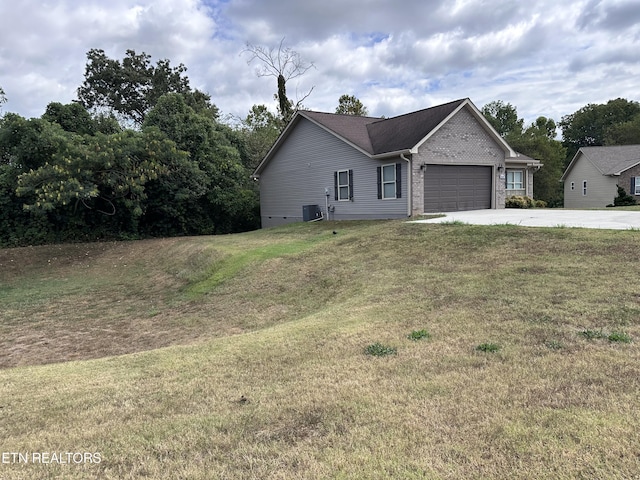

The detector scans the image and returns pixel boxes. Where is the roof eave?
[507,157,542,167]
[371,149,414,160]
[610,159,640,175]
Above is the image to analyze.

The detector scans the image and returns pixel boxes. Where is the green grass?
[475,342,501,353]
[407,329,431,341]
[1,220,639,479]
[364,342,398,356]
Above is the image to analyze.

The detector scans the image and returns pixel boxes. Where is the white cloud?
[0,0,638,131]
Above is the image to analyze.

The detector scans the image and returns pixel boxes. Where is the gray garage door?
[424,165,492,213]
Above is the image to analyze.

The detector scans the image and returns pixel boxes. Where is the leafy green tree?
[604,114,640,145]
[511,117,566,207]
[0,114,69,171]
[183,89,220,121]
[0,114,60,245]
[144,93,259,234]
[237,104,282,170]
[15,129,180,221]
[43,102,122,135]
[335,95,369,116]
[482,100,523,140]
[483,102,565,207]
[42,102,97,135]
[559,98,640,163]
[141,94,212,235]
[77,49,200,126]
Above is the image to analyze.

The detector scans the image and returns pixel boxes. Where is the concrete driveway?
[411,209,640,230]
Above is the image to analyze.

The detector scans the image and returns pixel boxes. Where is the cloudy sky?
[1,0,639,129]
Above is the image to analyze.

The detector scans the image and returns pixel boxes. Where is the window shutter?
[396,163,402,198]
[334,171,338,201]
[377,166,382,199]
[348,169,354,200]
[631,177,636,196]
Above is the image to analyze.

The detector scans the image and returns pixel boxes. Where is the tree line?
[1,50,267,246]
[2,45,639,246]
[0,47,372,247]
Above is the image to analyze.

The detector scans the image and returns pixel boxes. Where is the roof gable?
[562,145,640,181]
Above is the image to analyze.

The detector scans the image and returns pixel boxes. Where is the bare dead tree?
[243,38,315,121]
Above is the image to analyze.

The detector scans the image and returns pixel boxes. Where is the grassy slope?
[1,221,639,479]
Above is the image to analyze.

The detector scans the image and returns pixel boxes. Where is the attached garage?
[424,164,492,213]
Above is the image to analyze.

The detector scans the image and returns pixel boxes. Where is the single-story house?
[561,145,640,208]
[252,98,541,228]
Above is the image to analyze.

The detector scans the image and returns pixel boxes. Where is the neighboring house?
[561,145,640,208]
[252,98,541,228]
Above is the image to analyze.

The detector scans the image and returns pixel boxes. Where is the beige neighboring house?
[561,145,640,208]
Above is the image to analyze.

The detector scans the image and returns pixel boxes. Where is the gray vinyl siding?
[563,153,618,208]
[259,118,408,227]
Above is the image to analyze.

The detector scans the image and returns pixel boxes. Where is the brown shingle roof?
[367,99,466,154]
[302,111,380,154]
[301,98,466,156]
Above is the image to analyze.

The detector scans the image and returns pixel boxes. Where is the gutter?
[400,153,412,217]
[372,148,414,160]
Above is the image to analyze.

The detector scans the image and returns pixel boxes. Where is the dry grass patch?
[1,220,640,478]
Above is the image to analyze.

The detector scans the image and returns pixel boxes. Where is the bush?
[534,199,547,208]
[505,196,535,208]
[613,186,637,206]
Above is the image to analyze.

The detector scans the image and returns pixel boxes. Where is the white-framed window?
[382,164,397,199]
[583,180,587,196]
[634,176,640,195]
[571,182,575,191]
[506,170,524,190]
[335,169,352,201]
[377,163,402,199]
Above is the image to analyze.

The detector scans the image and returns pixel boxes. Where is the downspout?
[400,153,412,217]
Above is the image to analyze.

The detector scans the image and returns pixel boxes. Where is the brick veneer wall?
[411,107,506,214]
[617,164,640,200]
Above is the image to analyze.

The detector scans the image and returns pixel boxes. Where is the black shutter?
[396,163,402,198]
[632,177,636,196]
[348,169,354,200]
[377,166,382,199]
[334,171,338,201]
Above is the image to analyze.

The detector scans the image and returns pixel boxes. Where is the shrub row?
[505,195,547,209]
